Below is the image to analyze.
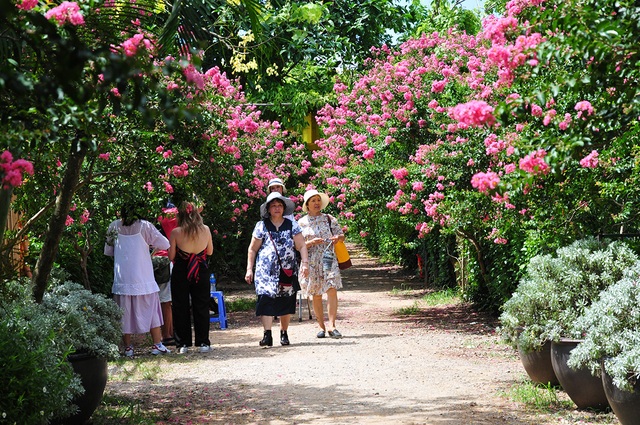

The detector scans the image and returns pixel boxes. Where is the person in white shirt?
[105,201,171,357]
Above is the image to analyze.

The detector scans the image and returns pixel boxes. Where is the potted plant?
[40,281,123,425]
[568,261,640,425]
[1,276,122,424]
[0,279,84,425]
[41,281,122,360]
[499,237,638,403]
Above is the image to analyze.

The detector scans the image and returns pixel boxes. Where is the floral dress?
[252,218,301,316]
[298,213,343,296]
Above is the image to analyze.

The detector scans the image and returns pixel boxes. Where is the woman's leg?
[150,326,163,345]
[259,315,274,347]
[191,276,211,347]
[327,288,338,330]
[171,279,192,347]
[312,294,325,330]
[261,315,274,330]
[161,301,173,340]
[279,313,291,331]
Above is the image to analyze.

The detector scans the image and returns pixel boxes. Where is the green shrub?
[0,281,83,424]
[41,281,122,360]
[499,237,638,352]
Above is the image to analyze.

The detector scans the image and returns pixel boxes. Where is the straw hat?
[302,189,330,212]
[267,178,286,194]
[260,192,295,219]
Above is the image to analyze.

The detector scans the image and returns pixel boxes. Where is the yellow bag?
[333,240,352,270]
[327,214,352,270]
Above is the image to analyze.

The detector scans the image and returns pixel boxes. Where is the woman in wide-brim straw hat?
[298,189,345,339]
[245,192,309,347]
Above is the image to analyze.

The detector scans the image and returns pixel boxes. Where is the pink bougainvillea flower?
[519,149,549,175]
[471,171,500,193]
[449,100,496,127]
[575,100,595,119]
[65,215,75,226]
[45,2,85,26]
[1,151,34,189]
[79,209,90,224]
[580,150,599,168]
[16,0,38,10]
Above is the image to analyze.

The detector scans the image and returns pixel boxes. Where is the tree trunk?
[32,140,87,303]
[0,186,15,278]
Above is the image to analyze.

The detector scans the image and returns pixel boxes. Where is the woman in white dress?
[298,189,345,339]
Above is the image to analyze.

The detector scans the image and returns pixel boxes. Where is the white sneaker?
[124,346,134,357]
[151,343,170,355]
[198,344,211,353]
[177,346,189,354]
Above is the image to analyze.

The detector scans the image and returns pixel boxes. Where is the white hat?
[260,192,295,219]
[302,189,330,212]
[267,178,286,194]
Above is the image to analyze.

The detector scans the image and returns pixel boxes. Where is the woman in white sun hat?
[298,189,345,339]
[266,177,296,222]
[245,192,309,347]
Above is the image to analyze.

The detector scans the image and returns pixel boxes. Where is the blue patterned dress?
[252,218,301,316]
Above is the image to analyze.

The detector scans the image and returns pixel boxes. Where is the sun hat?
[267,178,286,194]
[302,189,330,212]
[260,192,295,219]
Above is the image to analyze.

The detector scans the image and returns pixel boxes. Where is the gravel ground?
[103,246,618,425]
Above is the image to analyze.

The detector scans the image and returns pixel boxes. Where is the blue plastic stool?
[209,291,228,329]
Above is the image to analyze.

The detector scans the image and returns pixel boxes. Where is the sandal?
[316,330,326,338]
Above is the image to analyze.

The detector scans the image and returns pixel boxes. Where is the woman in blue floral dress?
[245,192,309,347]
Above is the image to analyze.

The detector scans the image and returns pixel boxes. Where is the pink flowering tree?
[311,0,640,310]
[2,0,310,296]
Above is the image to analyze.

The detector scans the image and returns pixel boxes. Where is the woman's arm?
[204,225,214,256]
[293,233,310,278]
[328,215,345,243]
[168,228,179,262]
[245,237,262,284]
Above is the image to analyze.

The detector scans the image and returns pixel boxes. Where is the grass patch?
[92,393,159,424]
[503,380,573,411]
[109,359,162,382]
[390,283,413,295]
[226,296,255,312]
[395,301,421,315]
[421,288,460,306]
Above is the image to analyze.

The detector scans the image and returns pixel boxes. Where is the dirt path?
[104,246,617,424]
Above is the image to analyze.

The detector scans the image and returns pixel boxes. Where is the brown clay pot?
[518,340,560,386]
[602,365,640,425]
[551,338,609,411]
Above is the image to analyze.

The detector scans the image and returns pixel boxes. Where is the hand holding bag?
[327,216,352,270]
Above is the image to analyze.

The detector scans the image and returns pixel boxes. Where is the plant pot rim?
[555,338,584,344]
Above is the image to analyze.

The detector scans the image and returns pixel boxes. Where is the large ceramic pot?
[54,352,109,425]
[518,340,559,386]
[602,366,640,425]
[551,338,609,411]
